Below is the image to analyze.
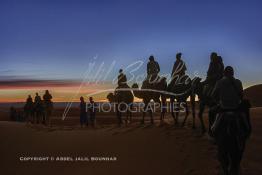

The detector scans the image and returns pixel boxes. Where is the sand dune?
[244,84,262,107]
[0,108,261,175]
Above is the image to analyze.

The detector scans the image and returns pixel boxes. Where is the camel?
[131,76,167,125]
[107,83,134,126]
[193,80,220,134]
[213,111,250,175]
[166,75,199,128]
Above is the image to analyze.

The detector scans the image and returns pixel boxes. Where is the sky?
[0,0,262,102]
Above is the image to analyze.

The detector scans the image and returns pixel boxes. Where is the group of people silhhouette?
[79,96,97,127]
[17,90,54,125]
[114,53,251,175]
[9,52,251,175]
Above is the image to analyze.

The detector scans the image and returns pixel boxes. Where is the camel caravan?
[13,52,252,175]
[107,53,215,133]
[107,53,251,135]
[107,53,252,175]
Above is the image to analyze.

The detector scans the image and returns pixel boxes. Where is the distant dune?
[244,84,262,107]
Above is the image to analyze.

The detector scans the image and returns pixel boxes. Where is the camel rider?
[147,55,160,82]
[202,53,224,98]
[43,90,52,102]
[205,52,224,86]
[171,52,187,80]
[212,66,243,110]
[117,69,127,87]
[211,66,250,175]
[209,66,247,135]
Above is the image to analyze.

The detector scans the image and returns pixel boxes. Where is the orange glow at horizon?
[0,81,254,103]
[0,82,116,103]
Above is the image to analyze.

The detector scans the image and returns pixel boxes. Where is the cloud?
[0,79,80,89]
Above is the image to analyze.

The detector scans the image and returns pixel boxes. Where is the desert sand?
[0,107,261,175]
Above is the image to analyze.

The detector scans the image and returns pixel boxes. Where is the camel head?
[192,77,202,87]
[131,83,139,89]
[106,92,115,103]
[191,77,203,95]
[131,83,145,99]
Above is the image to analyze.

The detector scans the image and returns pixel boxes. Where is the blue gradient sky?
[1,0,262,96]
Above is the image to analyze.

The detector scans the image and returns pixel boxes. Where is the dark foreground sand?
[0,108,261,175]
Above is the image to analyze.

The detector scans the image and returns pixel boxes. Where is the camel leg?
[126,111,129,125]
[141,103,147,125]
[149,109,154,125]
[125,111,128,126]
[175,102,180,125]
[142,101,150,125]
[116,105,122,127]
[182,102,189,127]
[170,98,177,125]
[190,94,196,129]
[118,112,123,126]
[129,105,132,123]
[198,101,206,134]
[47,111,51,127]
[141,111,145,125]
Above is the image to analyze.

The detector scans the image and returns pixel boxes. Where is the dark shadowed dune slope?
[244,84,262,107]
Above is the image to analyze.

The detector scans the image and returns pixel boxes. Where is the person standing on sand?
[34,93,41,103]
[42,90,53,125]
[80,96,88,127]
[34,93,43,124]
[88,97,97,127]
[43,90,52,102]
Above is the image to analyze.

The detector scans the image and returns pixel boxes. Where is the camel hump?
[142,75,163,90]
[168,74,192,95]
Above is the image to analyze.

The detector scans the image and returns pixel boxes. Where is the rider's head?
[217,56,223,63]
[149,55,155,61]
[119,69,123,73]
[224,66,234,78]
[89,97,93,102]
[36,93,39,96]
[210,52,218,62]
[80,96,84,102]
[176,53,182,60]
[45,90,49,94]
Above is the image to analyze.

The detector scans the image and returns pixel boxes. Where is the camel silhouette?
[131,76,167,124]
[107,83,134,126]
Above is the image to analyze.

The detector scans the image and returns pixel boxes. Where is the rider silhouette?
[212,66,243,109]
[205,52,224,86]
[147,55,160,83]
[211,66,249,175]
[171,53,187,79]
[117,69,127,87]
